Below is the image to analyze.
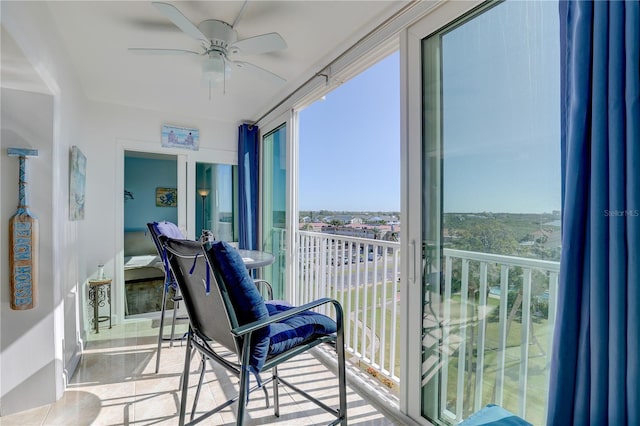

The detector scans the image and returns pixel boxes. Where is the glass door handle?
[409,240,416,285]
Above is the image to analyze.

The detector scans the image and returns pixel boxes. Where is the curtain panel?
[548,1,639,425]
[238,124,259,250]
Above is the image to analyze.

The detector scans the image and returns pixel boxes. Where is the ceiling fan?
[129,1,287,91]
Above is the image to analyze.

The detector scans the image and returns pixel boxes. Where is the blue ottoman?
[459,404,532,426]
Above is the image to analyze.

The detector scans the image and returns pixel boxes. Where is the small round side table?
[88,278,112,333]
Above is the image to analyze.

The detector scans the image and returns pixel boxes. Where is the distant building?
[366,216,384,224]
[313,223,401,241]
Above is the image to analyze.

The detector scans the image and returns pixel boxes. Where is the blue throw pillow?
[207,241,270,371]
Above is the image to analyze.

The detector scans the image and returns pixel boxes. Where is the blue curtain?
[548,2,639,425]
[238,123,259,250]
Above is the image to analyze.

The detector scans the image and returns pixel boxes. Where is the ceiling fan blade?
[229,33,287,55]
[152,2,208,42]
[128,48,200,55]
[229,60,286,85]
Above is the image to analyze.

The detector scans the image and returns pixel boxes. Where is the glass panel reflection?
[196,162,238,242]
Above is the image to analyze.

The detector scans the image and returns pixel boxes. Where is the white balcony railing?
[435,249,559,424]
[297,230,401,387]
[296,230,560,424]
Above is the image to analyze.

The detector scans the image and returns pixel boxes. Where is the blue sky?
[298,52,400,212]
[441,0,561,213]
[298,0,560,214]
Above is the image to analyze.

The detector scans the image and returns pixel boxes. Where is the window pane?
[262,124,287,299]
[196,162,237,242]
[421,1,560,424]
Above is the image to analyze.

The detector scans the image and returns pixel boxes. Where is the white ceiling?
[3,1,406,124]
[1,27,51,95]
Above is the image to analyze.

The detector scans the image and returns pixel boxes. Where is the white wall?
[82,100,237,323]
[1,0,88,415]
[0,1,239,416]
[1,88,58,414]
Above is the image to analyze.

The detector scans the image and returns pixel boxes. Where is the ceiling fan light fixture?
[202,53,225,83]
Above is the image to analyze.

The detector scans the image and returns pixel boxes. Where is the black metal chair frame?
[146,222,188,374]
[161,237,347,426]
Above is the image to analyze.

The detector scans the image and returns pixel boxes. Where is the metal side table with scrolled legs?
[88,278,112,333]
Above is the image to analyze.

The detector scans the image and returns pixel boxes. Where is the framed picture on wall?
[69,145,86,220]
[155,187,177,207]
[161,124,199,151]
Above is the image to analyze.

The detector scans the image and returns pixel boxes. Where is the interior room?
[1,1,637,425]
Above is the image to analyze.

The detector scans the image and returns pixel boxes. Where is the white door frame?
[259,110,296,302]
[115,140,237,323]
[115,139,188,323]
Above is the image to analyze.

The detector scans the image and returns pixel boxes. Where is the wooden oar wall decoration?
[7,148,39,310]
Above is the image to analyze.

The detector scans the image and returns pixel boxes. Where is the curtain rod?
[250,0,420,129]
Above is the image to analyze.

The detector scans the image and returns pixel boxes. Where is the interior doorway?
[123,151,178,318]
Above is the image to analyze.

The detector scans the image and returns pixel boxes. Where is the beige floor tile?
[131,386,183,424]
[40,389,108,425]
[2,322,400,425]
[0,404,50,426]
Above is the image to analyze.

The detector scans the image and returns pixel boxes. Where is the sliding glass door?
[261,112,294,300]
[405,1,560,424]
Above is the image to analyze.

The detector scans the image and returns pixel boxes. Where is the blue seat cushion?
[207,241,270,371]
[265,301,337,357]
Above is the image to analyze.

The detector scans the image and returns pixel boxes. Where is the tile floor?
[1,319,402,425]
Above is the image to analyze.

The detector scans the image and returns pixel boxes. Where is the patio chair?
[147,221,188,374]
[161,237,347,426]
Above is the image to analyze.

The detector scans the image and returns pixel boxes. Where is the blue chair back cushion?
[150,221,186,290]
[208,241,271,371]
[154,221,184,239]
